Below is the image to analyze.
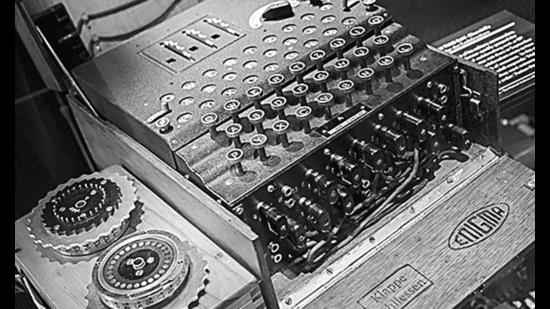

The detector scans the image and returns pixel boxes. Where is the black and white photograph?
[14,0,535,308]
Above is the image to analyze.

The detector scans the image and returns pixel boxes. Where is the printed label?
[358,265,432,309]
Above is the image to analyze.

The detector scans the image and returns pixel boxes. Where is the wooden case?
[14,165,264,309]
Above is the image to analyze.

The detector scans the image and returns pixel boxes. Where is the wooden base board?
[277,155,534,309]
[14,165,264,309]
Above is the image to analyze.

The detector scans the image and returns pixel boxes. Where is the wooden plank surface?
[303,156,535,309]
[15,165,260,309]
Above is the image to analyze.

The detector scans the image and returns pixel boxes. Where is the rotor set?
[26,171,208,308]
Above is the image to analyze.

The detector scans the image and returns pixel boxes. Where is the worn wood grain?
[14,165,261,309]
[304,156,534,309]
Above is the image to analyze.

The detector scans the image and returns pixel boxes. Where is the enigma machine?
[15,0,535,309]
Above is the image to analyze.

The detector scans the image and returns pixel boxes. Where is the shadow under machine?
[21,0,536,308]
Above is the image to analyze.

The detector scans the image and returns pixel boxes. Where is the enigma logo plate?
[358,265,432,309]
[448,203,509,250]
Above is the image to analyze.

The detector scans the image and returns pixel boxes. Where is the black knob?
[377,55,395,83]
[296,196,331,233]
[201,112,219,139]
[396,42,414,71]
[312,70,330,92]
[295,106,313,134]
[289,61,307,83]
[336,185,355,215]
[392,108,428,142]
[225,123,243,148]
[367,15,385,35]
[272,120,291,148]
[301,166,339,205]
[349,26,367,47]
[246,86,264,110]
[353,46,371,68]
[247,109,266,134]
[226,148,245,176]
[334,58,351,79]
[309,49,327,71]
[371,123,407,157]
[445,123,471,150]
[424,130,441,154]
[337,79,355,107]
[268,74,286,97]
[415,95,447,122]
[257,202,289,238]
[270,96,288,120]
[287,218,307,250]
[223,99,242,125]
[347,136,385,170]
[329,38,346,59]
[357,67,375,95]
[316,92,335,120]
[250,133,269,161]
[324,148,364,188]
[373,35,391,56]
[292,83,309,106]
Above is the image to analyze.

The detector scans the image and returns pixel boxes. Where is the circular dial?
[91,230,206,309]
[41,178,122,236]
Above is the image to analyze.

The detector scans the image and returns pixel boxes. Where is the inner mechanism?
[41,178,122,236]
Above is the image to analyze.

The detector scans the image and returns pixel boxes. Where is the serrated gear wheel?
[27,171,138,256]
[87,230,208,309]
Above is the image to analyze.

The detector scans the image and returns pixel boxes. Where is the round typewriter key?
[268,74,285,96]
[223,99,242,124]
[373,35,390,56]
[357,67,375,94]
[313,70,330,92]
[272,120,291,148]
[334,58,351,79]
[250,134,269,161]
[248,109,266,134]
[316,92,335,119]
[289,61,307,83]
[292,83,310,106]
[396,42,414,70]
[295,106,313,134]
[309,49,327,70]
[378,55,395,83]
[337,80,355,107]
[368,15,384,35]
[270,97,288,121]
[329,38,346,58]
[349,26,367,47]
[225,123,243,148]
[353,46,371,67]
[226,148,245,175]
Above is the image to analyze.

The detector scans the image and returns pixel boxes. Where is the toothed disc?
[27,171,138,256]
[41,178,122,236]
[91,230,208,309]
